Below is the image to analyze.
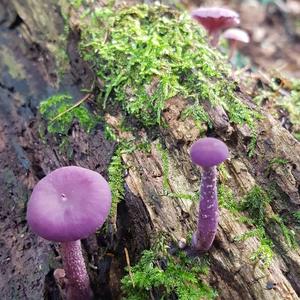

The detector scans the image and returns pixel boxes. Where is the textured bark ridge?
[1,1,300,300]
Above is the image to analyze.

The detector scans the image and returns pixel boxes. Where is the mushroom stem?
[210,31,220,47]
[192,166,218,251]
[228,40,238,60]
[60,240,93,300]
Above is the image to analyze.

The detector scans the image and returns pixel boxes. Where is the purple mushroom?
[27,166,112,300]
[222,28,250,60]
[191,7,240,47]
[190,138,229,252]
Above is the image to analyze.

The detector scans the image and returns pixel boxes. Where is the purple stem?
[228,40,237,61]
[210,31,220,47]
[192,166,218,251]
[60,240,93,300]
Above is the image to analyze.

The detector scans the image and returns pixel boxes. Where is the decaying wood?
[0,1,299,300]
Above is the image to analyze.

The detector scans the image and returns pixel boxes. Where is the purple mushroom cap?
[191,7,240,34]
[27,166,112,242]
[190,137,229,168]
[223,28,250,43]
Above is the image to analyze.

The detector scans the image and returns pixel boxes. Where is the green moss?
[108,146,126,219]
[232,186,276,268]
[269,214,297,249]
[39,93,99,135]
[79,4,258,140]
[121,239,217,300]
[181,104,212,131]
[269,157,289,167]
[107,138,154,219]
[169,192,199,202]
[265,157,289,175]
[234,185,297,267]
[135,141,152,153]
[250,237,274,268]
[293,211,300,224]
[218,164,230,181]
[235,227,274,268]
[234,227,263,242]
[239,186,297,248]
[218,184,239,214]
[240,185,271,227]
[247,131,258,158]
[104,123,118,141]
[69,0,84,9]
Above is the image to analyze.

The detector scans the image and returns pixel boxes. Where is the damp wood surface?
[0,1,300,300]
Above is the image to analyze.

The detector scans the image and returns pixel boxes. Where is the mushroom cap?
[190,137,229,168]
[27,166,112,242]
[223,28,250,43]
[191,7,240,33]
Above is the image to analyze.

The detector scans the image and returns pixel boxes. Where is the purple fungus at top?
[27,166,112,300]
[190,138,229,252]
[191,7,240,47]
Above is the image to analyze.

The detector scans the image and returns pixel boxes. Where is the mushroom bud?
[190,138,229,252]
[191,7,240,47]
[222,28,250,60]
[27,166,112,300]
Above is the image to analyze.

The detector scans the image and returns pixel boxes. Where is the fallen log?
[0,1,299,299]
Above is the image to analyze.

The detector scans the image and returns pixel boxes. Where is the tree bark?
[0,1,300,300]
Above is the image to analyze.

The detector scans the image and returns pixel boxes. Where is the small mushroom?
[223,28,250,60]
[190,138,229,252]
[191,7,240,47]
[27,166,112,300]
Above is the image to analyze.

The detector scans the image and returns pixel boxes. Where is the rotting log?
[0,1,300,300]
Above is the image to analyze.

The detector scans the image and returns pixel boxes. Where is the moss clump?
[239,186,274,267]
[108,146,126,219]
[293,211,300,224]
[269,157,289,167]
[217,184,274,268]
[235,227,274,268]
[249,236,274,267]
[107,139,152,219]
[121,239,217,300]
[39,93,99,135]
[269,214,297,249]
[169,192,199,202]
[80,4,258,135]
[232,185,298,267]
[181,104,212,130]
[240,185,271,227]
[218,184,239,213]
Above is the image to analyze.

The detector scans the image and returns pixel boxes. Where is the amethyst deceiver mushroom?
[223,28,250,60]
[191,7,240,47]
[27,166,112,300]
[190,138,229,252]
